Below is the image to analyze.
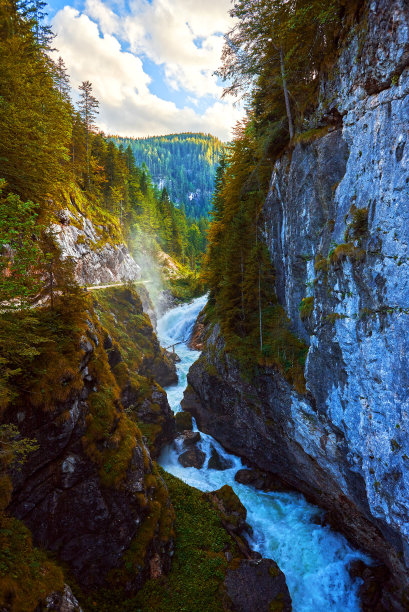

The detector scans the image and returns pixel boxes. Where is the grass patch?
[0,516,64,612]
[330,243,366,264]
[292,126,331,146]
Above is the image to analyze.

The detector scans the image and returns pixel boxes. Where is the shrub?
[299,297,314,321]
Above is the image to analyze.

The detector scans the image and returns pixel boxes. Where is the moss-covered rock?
[207,485,248,534]
[224,559,292,612]
[5,294,175,596]
[175,410,193,432]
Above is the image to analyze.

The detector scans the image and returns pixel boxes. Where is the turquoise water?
[157,296,368,611]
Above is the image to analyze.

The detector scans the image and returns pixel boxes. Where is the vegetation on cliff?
[77,471,244,612]
[203,0,364,392]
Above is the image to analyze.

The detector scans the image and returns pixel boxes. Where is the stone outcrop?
[7,294,175,594]
[53,212,141,287]
[183,1,409,608]
[40,585,82,612]
[208,485,292,611]
[188,308,206,350]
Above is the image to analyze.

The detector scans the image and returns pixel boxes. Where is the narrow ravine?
[157,296,370,612]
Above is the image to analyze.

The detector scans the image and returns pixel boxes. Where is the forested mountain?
[111,133,224,218]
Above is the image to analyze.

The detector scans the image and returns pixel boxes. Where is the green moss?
[345,206,368,242]
[314,254,329,274]
[292,126,331,146]
[268,564,280,578]
[83,383,139,488]
[330,243,366,264]
[269,594,285,611]
[325,313,348,325]
[0,516,64,612]
[78,470,242,612]
[175,411,193,432]
[211,485,246,522]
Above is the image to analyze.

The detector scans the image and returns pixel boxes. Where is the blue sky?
[46,0,242,140]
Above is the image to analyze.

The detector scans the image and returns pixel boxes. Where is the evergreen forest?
[111,133,224,218]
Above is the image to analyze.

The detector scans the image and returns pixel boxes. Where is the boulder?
[224,559,292,612]
[181,430,201,447]
[208,485,247,534]
[41,585,82,612]
[234,468,292,492]
[175,411,193,432]
[208,446,233,471]
[178,447,206,469]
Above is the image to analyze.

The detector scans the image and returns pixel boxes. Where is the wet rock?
[178,447,206,469]
[175,411,193,432]
[348,561,394,612]
[188,309,206,350]
[208,485,247,534]
[208,446,233,471]
[164,348,181,364]
[234,468,292,492]
[122,384,176,459]
[181,430,201,447]
[146,351,178,387]
[224,559,292,612]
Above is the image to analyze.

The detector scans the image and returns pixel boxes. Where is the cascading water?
[157,296,369,612]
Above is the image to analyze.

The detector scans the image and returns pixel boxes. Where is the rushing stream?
[157,295,369,611]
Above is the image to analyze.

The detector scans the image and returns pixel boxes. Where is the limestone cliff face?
[183,1,409,607]
[53,208,141,286]
[265,0,409,569]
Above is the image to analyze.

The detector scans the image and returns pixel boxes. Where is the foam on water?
[157,296,369,612]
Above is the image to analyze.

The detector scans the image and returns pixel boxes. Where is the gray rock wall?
[183,0,409,606]
[54,210,141,286]
[264,0,409,569]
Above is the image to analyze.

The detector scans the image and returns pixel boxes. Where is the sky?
[46,0,243,141]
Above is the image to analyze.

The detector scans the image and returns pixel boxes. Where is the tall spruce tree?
[78,80,99,187]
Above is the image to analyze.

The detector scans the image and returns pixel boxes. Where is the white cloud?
[86,0,233,97]
[51,6,242,140]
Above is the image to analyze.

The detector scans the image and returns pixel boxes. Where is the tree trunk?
[280,46,294,140]
[258,265,263,352]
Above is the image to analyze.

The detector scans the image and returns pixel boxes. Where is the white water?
[157,296,368,611]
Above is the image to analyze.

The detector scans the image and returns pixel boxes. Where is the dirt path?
[85,280,152,291]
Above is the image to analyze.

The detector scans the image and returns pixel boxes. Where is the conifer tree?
[78,80,99,187]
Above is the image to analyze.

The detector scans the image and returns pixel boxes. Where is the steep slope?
[183,1,409,608]
[6,287,176,595]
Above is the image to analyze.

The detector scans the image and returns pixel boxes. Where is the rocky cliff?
[54,205,141,287]
[183,1,409,608]
[5,287,176,599]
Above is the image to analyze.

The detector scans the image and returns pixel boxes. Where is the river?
[157,295,369,612]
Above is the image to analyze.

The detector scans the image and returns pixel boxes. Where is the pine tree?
[54,56,70,99]
[0,0,72,203]
[78,80,99,187]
